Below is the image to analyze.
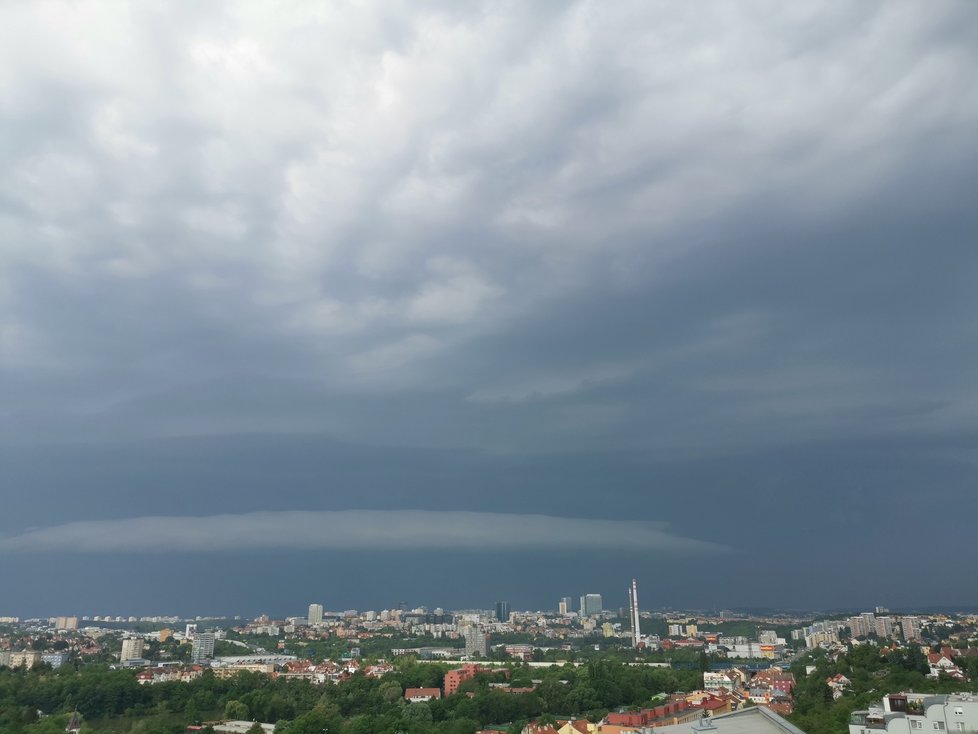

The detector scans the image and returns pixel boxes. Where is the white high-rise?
[308,603,324,626]
[628,578,641,647]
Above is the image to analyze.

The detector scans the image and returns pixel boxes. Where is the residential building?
[405,688,441,702]
[192,633,215,662]
[463,625,488,657]
[8,651,42,670]
[875,616,895,638]
[121,637,145,662]
[850,692,978,733]
[900,616,922,641]
[704,671,742,693]
[444,664,481,696]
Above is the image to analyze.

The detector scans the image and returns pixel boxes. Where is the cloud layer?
[0,1,975,456]
[0,510,727,554]
[1,2,977,612]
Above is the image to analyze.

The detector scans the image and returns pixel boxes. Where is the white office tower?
[191,632,215,662]
[308,603,324,626]
[628,578,641,647]
[120,637,145,662]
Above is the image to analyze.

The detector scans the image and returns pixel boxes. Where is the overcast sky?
[2,1,978,618]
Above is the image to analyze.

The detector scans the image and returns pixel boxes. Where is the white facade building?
[850,692,978,734]
[308,603,324,626]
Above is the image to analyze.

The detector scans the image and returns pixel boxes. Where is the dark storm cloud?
[1,1,977,613]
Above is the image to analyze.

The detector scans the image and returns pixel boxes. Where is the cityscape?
[2,1,978,734]
[3,580,978,733]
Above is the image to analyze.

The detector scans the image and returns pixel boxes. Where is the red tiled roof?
[404,687,441,699]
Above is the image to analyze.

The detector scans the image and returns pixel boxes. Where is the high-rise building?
[628,578,641,648]
[901,616,922,641]
[308,603,324,626]
[191,633,215,662]
[580,593,603,617]
[559,597,573,615]
[495,601,510,623]
[875,616,894,638]
[120,637,144,662]
[462,625,487,657]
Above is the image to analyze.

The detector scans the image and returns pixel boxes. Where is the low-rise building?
[405,687,442,702]
[850,692,978,733]
[444,664,481,696]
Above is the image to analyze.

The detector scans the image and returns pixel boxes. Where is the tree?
[379,682,403,704]
[401,702,432,722]
[226,700,251,720]
[247,724,264,734]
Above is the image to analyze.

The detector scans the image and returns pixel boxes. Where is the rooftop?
[655,707,808,734]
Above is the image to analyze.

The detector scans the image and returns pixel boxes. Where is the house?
[405,687,442,702]
[826,673,851,700]
[556,719,592,734]
[926,653,964,679]
[521,725,559,734]
[694,696,733,717]
[364,662,394,678]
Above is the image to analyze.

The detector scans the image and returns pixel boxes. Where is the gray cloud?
[0,510,729,554]
[1,1,977,611]
[1,1,976,456]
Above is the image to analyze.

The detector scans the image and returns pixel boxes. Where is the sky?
[1,1,978,618]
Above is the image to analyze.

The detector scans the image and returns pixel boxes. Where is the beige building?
[121,637,145,662]
[9,651,42,669]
